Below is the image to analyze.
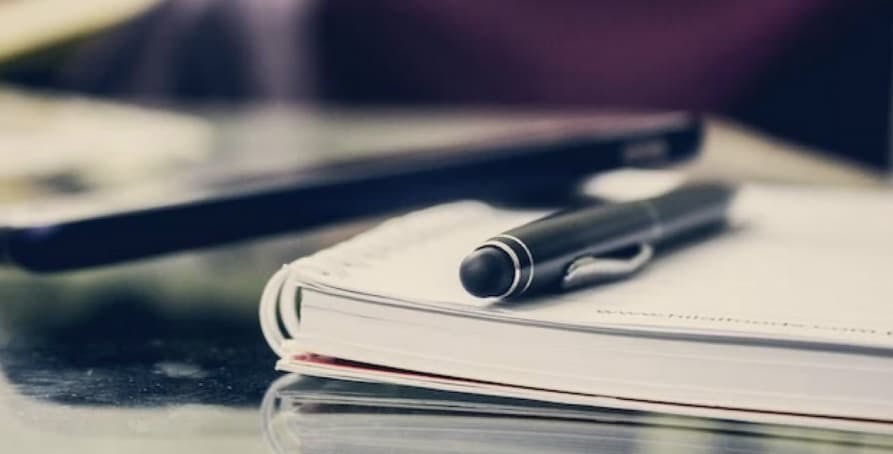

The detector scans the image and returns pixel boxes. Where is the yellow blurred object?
[0,0,161,62]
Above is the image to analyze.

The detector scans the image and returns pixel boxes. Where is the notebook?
[259,171,893,430]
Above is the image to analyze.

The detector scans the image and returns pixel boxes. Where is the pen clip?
[561,243,654,290]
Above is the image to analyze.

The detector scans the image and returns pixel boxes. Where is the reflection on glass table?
[262,374,893,454]
[0,231,333,452]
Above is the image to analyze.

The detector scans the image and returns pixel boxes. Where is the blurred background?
[4,0,893,166]
[0,1,892,450]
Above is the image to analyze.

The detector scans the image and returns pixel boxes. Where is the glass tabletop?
[0,238,287,453]
[1,233,892,454]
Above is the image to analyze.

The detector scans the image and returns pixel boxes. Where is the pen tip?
[460,247,515,298]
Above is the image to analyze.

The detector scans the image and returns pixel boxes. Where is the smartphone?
[1,108,702,272]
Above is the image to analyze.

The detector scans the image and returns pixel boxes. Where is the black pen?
[459,181,736,299]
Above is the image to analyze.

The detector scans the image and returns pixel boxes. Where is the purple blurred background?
[6,0,893,168]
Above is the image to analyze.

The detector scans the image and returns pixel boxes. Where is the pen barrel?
[500,202,659,295]
[493,181,735,296]
[646,181,735,241]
